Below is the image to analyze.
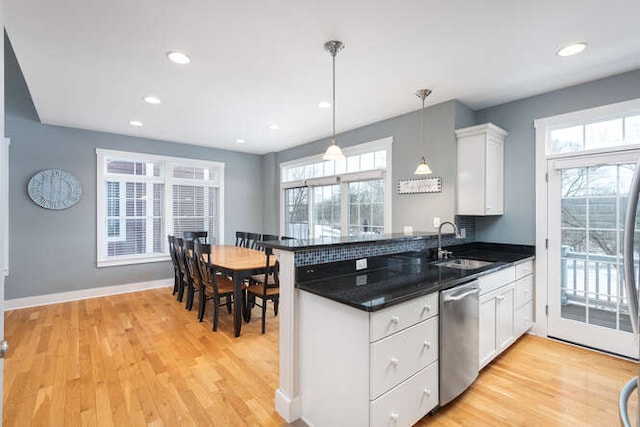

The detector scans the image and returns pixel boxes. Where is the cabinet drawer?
[516,260,533,279]
[370,362,438,427]
[515,275,533,307]
[370,317,438,400]
[370,293,438,342]
[478,266,515,295]
[515,300,533,337]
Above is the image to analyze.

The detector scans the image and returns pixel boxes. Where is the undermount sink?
[433,258,494,270]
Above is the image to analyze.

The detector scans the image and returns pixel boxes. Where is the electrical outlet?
[356,258,368,271]
[403,225,413,234]
[460,228,466,238]
[433,216,441,228]
[356,275,367,286]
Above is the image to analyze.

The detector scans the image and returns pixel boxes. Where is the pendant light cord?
[332,52,336,145]
[421,96,425,158]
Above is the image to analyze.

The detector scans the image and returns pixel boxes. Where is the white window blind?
[97,149,224,267]
[171,164,220,244]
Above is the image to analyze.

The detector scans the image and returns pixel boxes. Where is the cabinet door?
[496,284,515,352]
[457,134,486,215]
[515,300,533,337]
[479,292,497,369]
[484,136,504,214]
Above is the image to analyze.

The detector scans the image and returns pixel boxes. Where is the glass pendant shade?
[323,141,345,160]
[414,156,432,174]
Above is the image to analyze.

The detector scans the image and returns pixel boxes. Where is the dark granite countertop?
[295,242,534,312]
[263,232,438,251]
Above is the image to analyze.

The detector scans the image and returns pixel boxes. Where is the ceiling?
[5,0,640,155]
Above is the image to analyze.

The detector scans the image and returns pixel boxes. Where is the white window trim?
[533,97,640,337]
[96,149,225,267]
[279,137,393,237]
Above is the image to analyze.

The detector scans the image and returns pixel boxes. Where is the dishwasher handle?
[443,285,479,302]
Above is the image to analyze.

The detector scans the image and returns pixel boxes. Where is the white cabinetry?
[478,259,534,369]
[455,123,507,215]
[514,261,534,336]
[299,292,439,427]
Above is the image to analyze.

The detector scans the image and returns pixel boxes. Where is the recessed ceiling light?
[268,124,280,130]
[129,120,143,127]
[235,139,246,144]
[556,42,588,57]
[166,51,191,64]
[143,95,161,104]
[317,101,331,109]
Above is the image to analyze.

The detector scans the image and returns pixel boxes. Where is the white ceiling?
[5,0,640,155]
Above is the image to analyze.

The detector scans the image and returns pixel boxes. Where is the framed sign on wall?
[397,177,442,194]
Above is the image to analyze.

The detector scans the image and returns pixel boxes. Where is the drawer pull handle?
[390,357,399,366]
[390,412,399,421]
[423,341,431,349]
[497,295,505,301]
[423,304,431,313]
[390,315,400,324]
[423,388,431,396]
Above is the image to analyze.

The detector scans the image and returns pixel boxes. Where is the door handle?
[0,340,8,358]
[443,287,479,302]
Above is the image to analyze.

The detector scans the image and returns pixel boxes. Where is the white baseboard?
[4,278,173,311]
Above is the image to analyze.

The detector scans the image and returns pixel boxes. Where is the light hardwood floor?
[3,287,638,426]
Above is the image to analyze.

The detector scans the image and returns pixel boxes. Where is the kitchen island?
[264,234,533,425]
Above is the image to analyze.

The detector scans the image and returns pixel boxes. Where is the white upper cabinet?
[455,123,507,215]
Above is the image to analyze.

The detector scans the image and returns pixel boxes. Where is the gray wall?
[475,68,640,244]
[5,39,264,300]
[269,99,476,234]
[261,152,279,234]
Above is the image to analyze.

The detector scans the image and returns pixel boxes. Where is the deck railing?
[561,245,629,311]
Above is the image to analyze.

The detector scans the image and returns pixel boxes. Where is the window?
[97,149,224,267]
[543,99,640,156]
[280,138,392,239]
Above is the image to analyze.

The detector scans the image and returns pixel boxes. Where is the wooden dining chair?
[246,233,262,249]
[246,247,280,334]
[174,238,190,304]
[235,231,262,249]
[195,241,235,330]
[255,234,280,251]
[167,235,184,299]
[235,231,249,247]
[183,239,203,311]
[183,230,208,244]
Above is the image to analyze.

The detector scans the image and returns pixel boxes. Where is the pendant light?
[323,40,346,161]
[414,88,433,175]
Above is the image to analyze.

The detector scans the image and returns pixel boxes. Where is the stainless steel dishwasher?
[440,280,480,406]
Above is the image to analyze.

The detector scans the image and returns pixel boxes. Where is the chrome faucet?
[437,221,461,260]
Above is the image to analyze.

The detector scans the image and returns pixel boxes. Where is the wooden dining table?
[207,245,275,337]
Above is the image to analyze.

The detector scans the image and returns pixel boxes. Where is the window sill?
[97,254,170,268]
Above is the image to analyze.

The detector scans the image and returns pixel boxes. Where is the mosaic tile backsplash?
[294,216,476,267]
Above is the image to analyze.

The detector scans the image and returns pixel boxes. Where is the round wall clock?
[27,169,83,210]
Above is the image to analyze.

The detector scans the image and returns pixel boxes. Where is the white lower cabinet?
[299,291,439,427]
[370,362,439,427]
[478,259,534,370]
[479,282,514,368]
[370,317,438,399]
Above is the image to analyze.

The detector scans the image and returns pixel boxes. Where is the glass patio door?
[548,150,640,358]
